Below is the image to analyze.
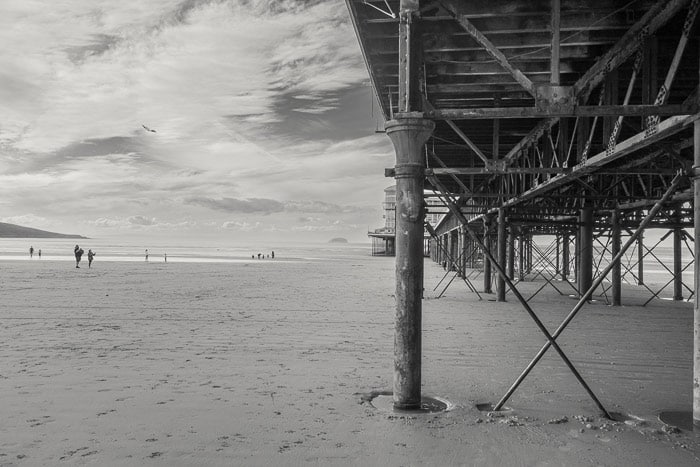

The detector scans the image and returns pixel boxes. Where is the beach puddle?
[475,403,512,415]
[367,392,452,414]
[658,410,694,432]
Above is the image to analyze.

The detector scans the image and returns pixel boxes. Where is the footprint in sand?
[59,447,89,460]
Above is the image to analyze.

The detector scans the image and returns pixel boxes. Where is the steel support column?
[693,116,700,426]
[674,210,684,301]
[579,207,594,297]
[638,230,645,285]
[497,208,507,301]
[484,216,493,293]
[508,226,516,280]
[562,233,570,280]
[612,210,622,306]
[518,230,525,281]
[385,114,434,410]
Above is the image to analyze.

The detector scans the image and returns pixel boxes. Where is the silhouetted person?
[164,253,167,262]
[257,253,261,259]
[74,245,84,268]
[29,246,34,258]
[38,249,41,259]
[87,249,95,268]
[145,249,149,261]
[271,251,274,259]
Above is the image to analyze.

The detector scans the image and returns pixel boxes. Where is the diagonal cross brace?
[494,172,684,412]
[425,222,483,300]
[428,175,612,418]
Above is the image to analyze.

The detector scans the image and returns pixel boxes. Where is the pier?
[347,0,700,423]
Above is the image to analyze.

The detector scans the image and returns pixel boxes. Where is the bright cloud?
[0,1,392,243]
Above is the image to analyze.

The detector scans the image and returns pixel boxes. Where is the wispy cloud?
[0,1,391,242]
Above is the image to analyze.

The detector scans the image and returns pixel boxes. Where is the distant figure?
[74,245,84,268]
[251,255,255,259]
[145,249,149,261]
[87,249,95,268]
[38,249,41,259]
[29,246,34,258]
[257,253,261,259]
[271,251,274,259]
[164,253,167,262]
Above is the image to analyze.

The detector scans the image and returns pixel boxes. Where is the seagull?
[142,124,156,133]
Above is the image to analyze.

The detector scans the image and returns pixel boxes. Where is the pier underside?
[347,0,700,422]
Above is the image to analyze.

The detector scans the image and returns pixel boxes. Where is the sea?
[0,237,373,263]
[0,235,692,287]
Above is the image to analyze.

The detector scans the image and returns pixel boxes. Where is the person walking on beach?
[87,249,95,268]
[145,249,149,261]
[271,250,274,259]
[74,245,84,268]
[164,253,167,262]
[29,246,34,258]
[38,249,41,259]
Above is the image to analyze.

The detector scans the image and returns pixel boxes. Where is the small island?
[328,237,348,244]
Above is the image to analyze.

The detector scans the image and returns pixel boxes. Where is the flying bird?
[142,124,156,133]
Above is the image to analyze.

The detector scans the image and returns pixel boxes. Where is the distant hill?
[0,222,87,239]
[329,237,348,244]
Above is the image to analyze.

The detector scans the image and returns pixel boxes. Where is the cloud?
[128,215,157,226]
[187,197,285,214]
[222,220,260,231]
[187,196,368,215]
[0,1,391,242]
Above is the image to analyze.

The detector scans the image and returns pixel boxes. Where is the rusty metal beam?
[501,114,696,209]
[428,167,567,175]
[428,103,696,120]
[438,0,537,97]
[574,0,692,101]
[499,0,690,166]
[444,119,490,164]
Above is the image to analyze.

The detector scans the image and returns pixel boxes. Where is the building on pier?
[346,0,700,422]
[368,185,444,256]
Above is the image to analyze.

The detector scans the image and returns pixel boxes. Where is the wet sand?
[0,256,698,466]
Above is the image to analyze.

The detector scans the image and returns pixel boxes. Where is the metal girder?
[428,103,696,120]
[501,114,697,210]
[499,0,691,167]
[428,167,567,175]
[437,0,537,97]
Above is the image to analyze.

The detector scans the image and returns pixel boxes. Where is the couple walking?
[74,245,95,268]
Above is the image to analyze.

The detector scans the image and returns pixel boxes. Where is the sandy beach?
[1,254,699,466]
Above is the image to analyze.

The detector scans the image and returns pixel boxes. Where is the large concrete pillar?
[578,206,594,297]
[497,208,507,301]
[611,210,621,306]
[692,117,700,426]
[385,113,434,410]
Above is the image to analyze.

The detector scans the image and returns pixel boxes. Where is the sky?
[0,0,394,244]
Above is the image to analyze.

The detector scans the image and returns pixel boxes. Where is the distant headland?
[0,222,87,239]
[328,237,348,244]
